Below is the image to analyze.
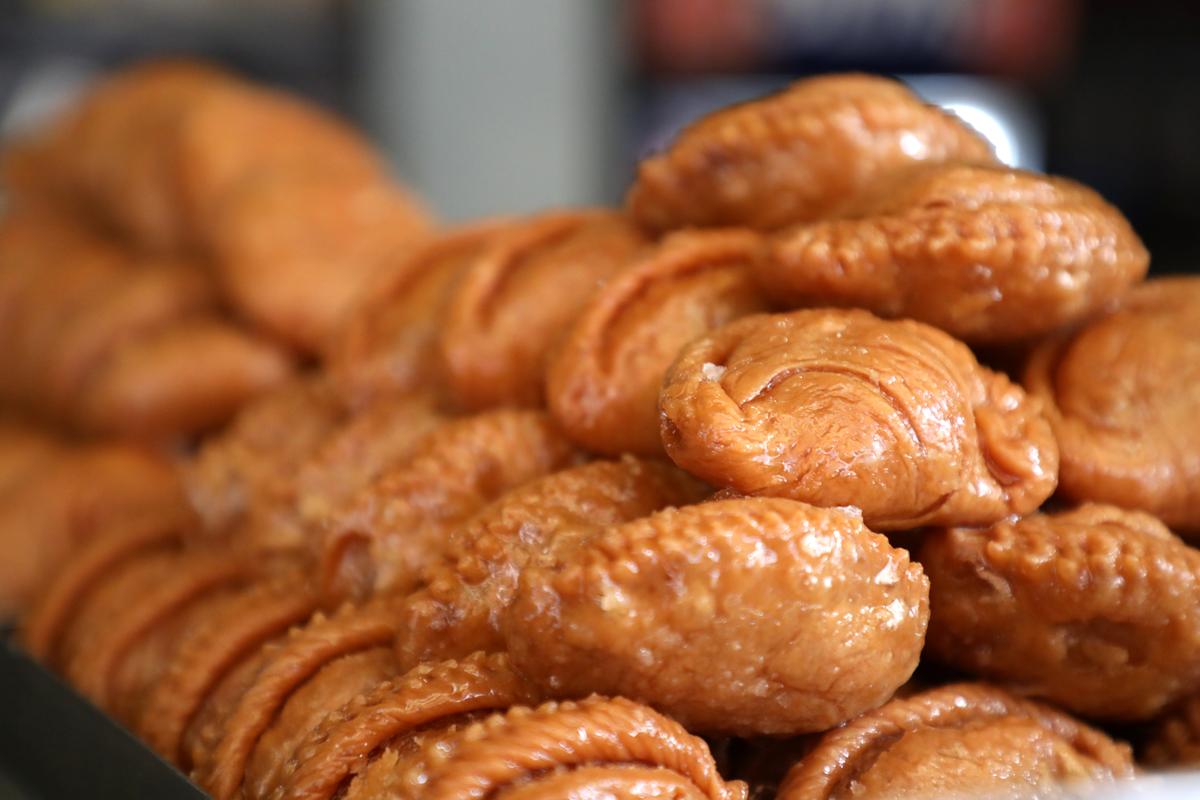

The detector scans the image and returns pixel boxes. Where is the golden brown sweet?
[20,508,190,665]
[183,376,344,536]
[138,571,319,765]
[397,457,709,668]
[209,171,433,353]
[505,497,928,735]
[241,646,398,800]
[440,209,645,409]
[363,695,747,800]
[328,221,507,409]
[627,73,995,233]
[45,60,236,250]
[546,228,770,455]
[660,309,1058,530]
[272,652,538,800]
[1144,694,1200,767]
[41,262,216,415]
[761,163,1150,342]
[0,443,186,617]
[1023,277,1200,534]
[318,409,582,603]
[777,683,1133,799]
[200,599,401,800]
[921,503,1200,720]
[75,318,294,440]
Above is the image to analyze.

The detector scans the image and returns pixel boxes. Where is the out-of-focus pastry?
[75,318,293,440]
[628,73,996,233]
[0,442,186,617]
[777,683,1133,799]
[547,228,769,455]
[440,209,645,410]
[328,221,506,410]
[1023,277,1200,535]
[209,171,433,353]
[761,163,1150,342]
[505,498,928,735]
[660,309,1058,529]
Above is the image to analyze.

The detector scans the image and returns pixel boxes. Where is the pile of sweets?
[4,63,1200,800]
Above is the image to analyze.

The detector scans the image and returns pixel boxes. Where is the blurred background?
[1,0,1195,273]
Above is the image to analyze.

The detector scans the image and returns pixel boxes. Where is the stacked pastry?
[5,67,1200,799]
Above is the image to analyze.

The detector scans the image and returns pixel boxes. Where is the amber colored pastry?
[20,509,189,665]
[372,696,746,800]
[137,571,319,766]
[170,78,385,241]
[1023,277,1200,535]
[762,163,1150,343]
[318,409,582,603]
[200,599,400,800]
[921,503,1200,720]
[0,443,185,617]
[184,376,344,536]
[328,221,507,410]
[660,309,1058,530]
[627,73,995,234]
[251,393,444,555]
[1144,695,1200,767]
[397,457,709,668]
[48,60,236,250]
[0,421,61,498]
[546,228,770,456]
[440,209,646,410]
[60,549,249,713]
[338,721,475,800]
[777,683,1133,799]
[209,171,433,353]
[242,647,398,800]
[271,652,537,800]
[505,497,928,735]
[75,318,293,439]
[42,262,216,415]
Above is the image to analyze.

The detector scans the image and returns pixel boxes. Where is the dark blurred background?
[1,0,1196,273]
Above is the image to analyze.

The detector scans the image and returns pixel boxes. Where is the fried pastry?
[396,457,708,668]
[209,171,433,353]
[318,409,582,603]
[440,209,645,409]
[0,443,185,617]
[241,646,398,800]
[628,73,995,233]
[366,695,746,800]
[138,571,320,765]
[200,599,401,800]
[505,497,928,735]
[777,683,1133,799]
[1144,694,1200,767]
[328,221,506,409]
[42,262,216,415]
[48,60,235,250]
[1023,277,1200,534]
[271,652,538,800]
[20,508,190,665]
[183,376,344,536]
[75,318,293,439]
[660,309,1058,529]
[761,163,1150,342]
[921,503,1200,720]
[546,228,770,455]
